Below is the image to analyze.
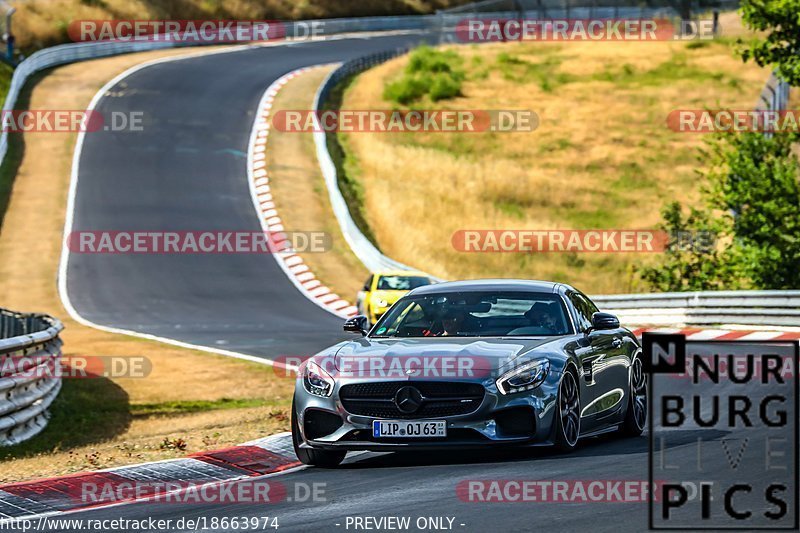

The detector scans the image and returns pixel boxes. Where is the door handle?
[611,338,623,348]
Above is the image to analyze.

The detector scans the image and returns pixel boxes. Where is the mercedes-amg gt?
[291,279,647,467]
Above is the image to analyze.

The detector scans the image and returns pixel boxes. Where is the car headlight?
[373,297,389,308]
[302,360,335,397]
[496,359,550,395]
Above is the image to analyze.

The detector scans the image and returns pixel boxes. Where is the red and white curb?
[630,327,800,341]
[247,66,357,319]
[0,433,300,520]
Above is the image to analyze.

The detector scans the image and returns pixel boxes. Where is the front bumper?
[294,374,561,452]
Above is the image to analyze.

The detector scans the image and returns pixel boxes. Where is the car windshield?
[376,275,431,291]
[370,291,572,337]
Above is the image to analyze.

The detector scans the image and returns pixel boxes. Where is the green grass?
[0,377,131,460]
[591,51,731,87]
[491,43,735,93]
[0,389,286,462]
[132,398,275,418]
[0,61,13,100]
[0,61,19,231]
[496,51,574,92]
[494,199,527,219]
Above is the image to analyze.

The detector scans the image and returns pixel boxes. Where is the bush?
[429,73,462,101]
[408,47,462,74]
[639,131,800,290]
[383,46,464,104]
[384,75,431,105]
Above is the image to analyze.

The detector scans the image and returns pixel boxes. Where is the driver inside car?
[441,309,468,336]
[525,302,559,334]
[423,308,469,336]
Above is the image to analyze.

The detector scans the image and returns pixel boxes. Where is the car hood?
[329,337,560,379]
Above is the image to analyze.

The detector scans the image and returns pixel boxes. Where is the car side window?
[576,291,599,316]
[568,292,593,332]
[362,275,373,291]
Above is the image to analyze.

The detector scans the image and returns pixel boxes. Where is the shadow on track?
[338,428,729,470]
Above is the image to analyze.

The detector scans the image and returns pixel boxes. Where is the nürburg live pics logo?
[644,333,798,529]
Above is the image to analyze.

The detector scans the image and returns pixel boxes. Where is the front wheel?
[619,356,647,437]
[291,399,346,467]
[553,370,580,452]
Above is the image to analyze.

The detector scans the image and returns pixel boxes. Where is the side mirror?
[343,315,369,336]
[590,312,620,331]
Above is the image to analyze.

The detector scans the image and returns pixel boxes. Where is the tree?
[644,2,800,291]
[739,0,800,85]
[707,132,800,288]
[639,132,800,290]
[638,201,741,291]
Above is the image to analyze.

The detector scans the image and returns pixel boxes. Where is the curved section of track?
[63,35,423,360]
[56,34,790,533]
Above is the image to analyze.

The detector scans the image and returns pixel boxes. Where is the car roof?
[374,270,431,277]
[408,279,571,295]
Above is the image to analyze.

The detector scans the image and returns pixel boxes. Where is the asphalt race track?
[64,34,425,360]
[57,35,797,533]
[47,353,797,532]
[53,437,655,532]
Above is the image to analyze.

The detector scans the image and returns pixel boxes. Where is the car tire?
[553,369,580,452]
[619,356,647,437]
[291,399,346,468]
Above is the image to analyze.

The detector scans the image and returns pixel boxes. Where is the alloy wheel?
[560,372,580,446]
[631,358,647,431]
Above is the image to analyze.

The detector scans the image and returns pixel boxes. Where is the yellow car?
[356,270,434,325]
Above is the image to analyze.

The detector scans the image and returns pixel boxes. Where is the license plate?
[373,420,447,438]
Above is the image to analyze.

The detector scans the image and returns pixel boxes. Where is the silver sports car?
[291,279,647,467]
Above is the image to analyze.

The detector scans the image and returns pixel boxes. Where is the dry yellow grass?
[265,65,368,300]
[0,47,295,483]
[339,32,770,293]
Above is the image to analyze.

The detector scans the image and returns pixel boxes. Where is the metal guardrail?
[0,308,64,446]
[437,0,736,15]
[313,48,425,274]
[592,291,800,327]
[756,71,791,139]
[433,0,681,43]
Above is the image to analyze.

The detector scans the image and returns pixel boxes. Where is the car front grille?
[339,381,485,419]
